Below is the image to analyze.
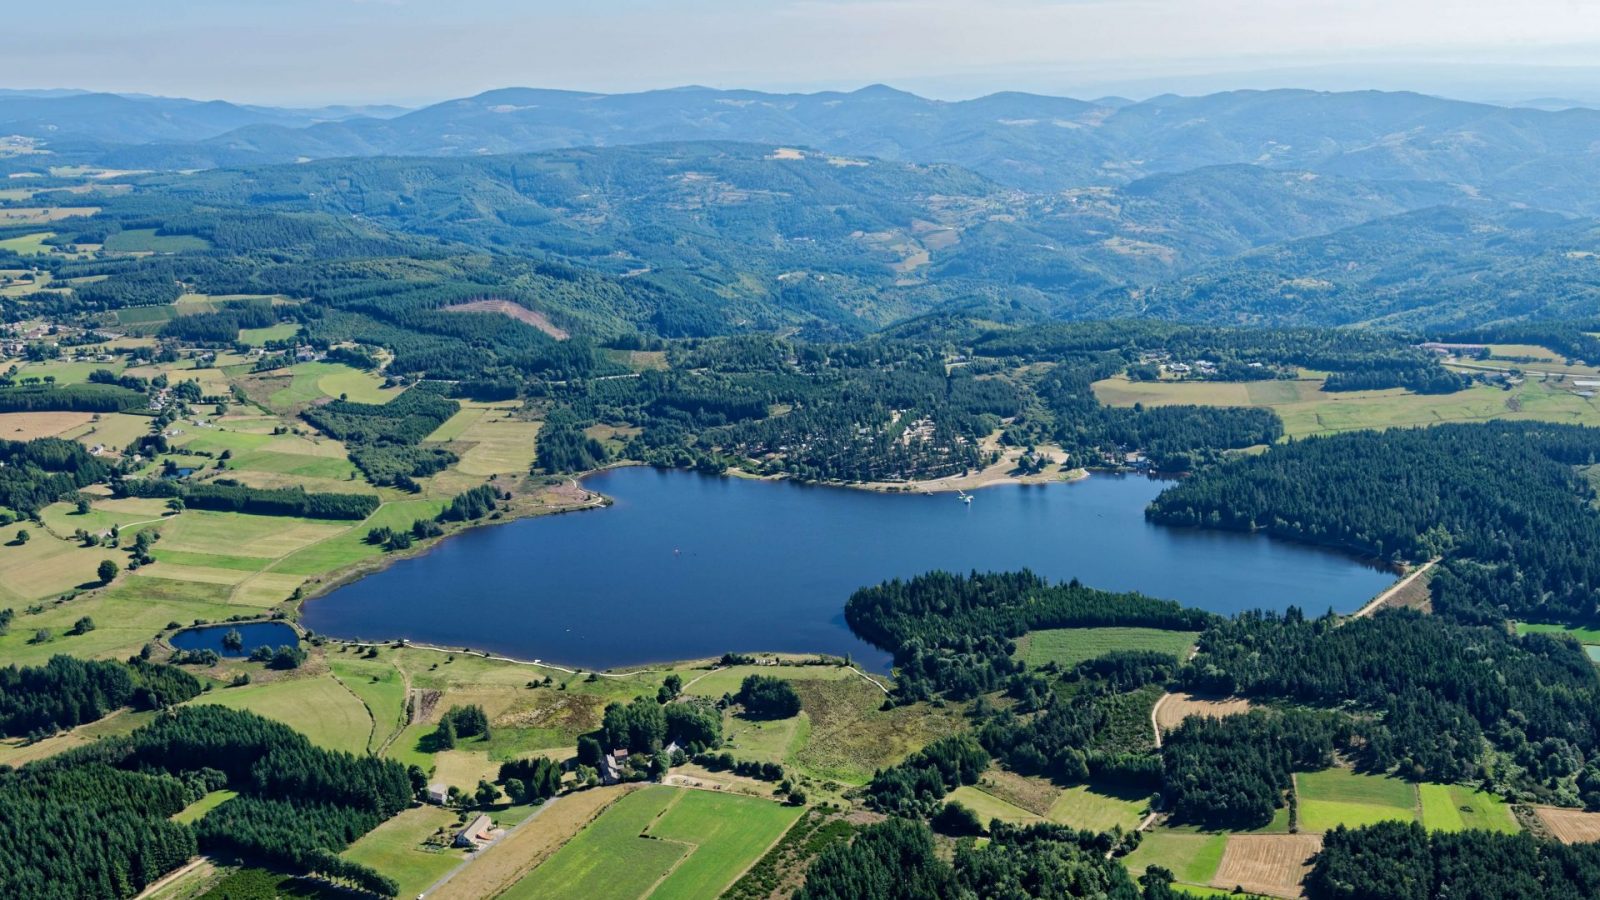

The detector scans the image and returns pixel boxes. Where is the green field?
[342,805,463,898]
[502,787,799,900]
[1517,622,1600,644]
[238,322,301,346]
[1417,783,1519,833]
[1018,627,1199,669]
[1046,782,1148,832]
[0,574,236,665]
[1094,374,1600,438]
[1295,768,1418,832]
[330,657,409,752]
[103,228,211,252]
[948,785,1046,825]
[0,232,54,256]
[273,498,445,575]
[1122,829,1226,888]
[191,675,373,755]
[645,790,803,900]
[267,362,397,409]
[173,789,238,824]
[500,787,688,900]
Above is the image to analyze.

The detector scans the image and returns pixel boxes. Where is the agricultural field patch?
[272,498,445,575]
[0,410,95,439]
[499,786,687,900]
[0,231,55,255]
[102,228,211,252]
[1093,373,1600,437]
[1017,626,1198,669]
[644,790,803,900]
[158,510,349,559]
[947,785,1045,825]
[1417,782,1519,833]
[238,322,301,346]
[2,574,235,664]
[1123,829,1227,890]
[1210,833,1322,899]
[427,786,628,900]
[1045,782,1147,833]
[1294,768,1418,833]
[1155,693,1252,734]
[190,673,372,755]
[1536,806,1600,844]
[63,412,153,451]
[341,805,465,899]
[329,656,409,752]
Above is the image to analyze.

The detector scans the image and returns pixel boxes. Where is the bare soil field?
[428,785,629,900]
[1535,806,1600,844]
[444,299,569,340]
[1211,833,1322,898]
[1155,692,1252,734]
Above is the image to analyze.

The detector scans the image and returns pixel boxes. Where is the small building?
[598,753,622,785]
[455,814,494,848]
[425,783,449,805]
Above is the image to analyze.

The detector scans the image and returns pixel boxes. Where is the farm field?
[948,785,1046,825]
[1417,783,1518,833]
[262,361,399,410]
[342,804,465,899]
[1154,693,1252,734]
[329,657,409,753]
[1123,829,1227,890]
[58,412,151,452]
[1093,374,1600,437]
[498,786,688,900]
[500,786,800,900]
[190,674,373,755]
[1534,806,1600,844]
[1046,782,1148,832]
[427,786,628,900]
[238,322,301,345]
[0,231,54,255]
[1209,834,1322,899]
[1017,626,1198,669]
[645,790,803,900]
[0,410,95,439]
[0,574,237,666]
[1294,768,1418,833]
[102,228,211,252]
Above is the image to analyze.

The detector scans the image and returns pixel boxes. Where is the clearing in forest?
[444,299,569,340]
[1210,833,1322,899]
[1535,806,1600,844]
[1154,693,1251,734]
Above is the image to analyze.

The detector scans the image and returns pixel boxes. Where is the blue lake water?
[170,621,299,657]
[302,468,1395,671]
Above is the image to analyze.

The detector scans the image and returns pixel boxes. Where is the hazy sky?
[7,0,1600,106]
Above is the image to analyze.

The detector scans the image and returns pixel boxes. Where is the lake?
[302,468,1395,671]
[170,621,299,657]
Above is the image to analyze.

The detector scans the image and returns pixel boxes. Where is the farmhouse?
[424,783,449,805]
[454,813,495,848]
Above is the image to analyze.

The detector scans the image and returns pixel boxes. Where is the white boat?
[957,490,973,504]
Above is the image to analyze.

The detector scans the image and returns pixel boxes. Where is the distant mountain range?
[4,85,1599,333]
[6,85,1600,212]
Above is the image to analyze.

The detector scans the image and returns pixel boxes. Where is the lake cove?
[302,468,1396,671]
[170,621,299,657]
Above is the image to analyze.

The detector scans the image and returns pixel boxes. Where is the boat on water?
[957,490,973,504]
